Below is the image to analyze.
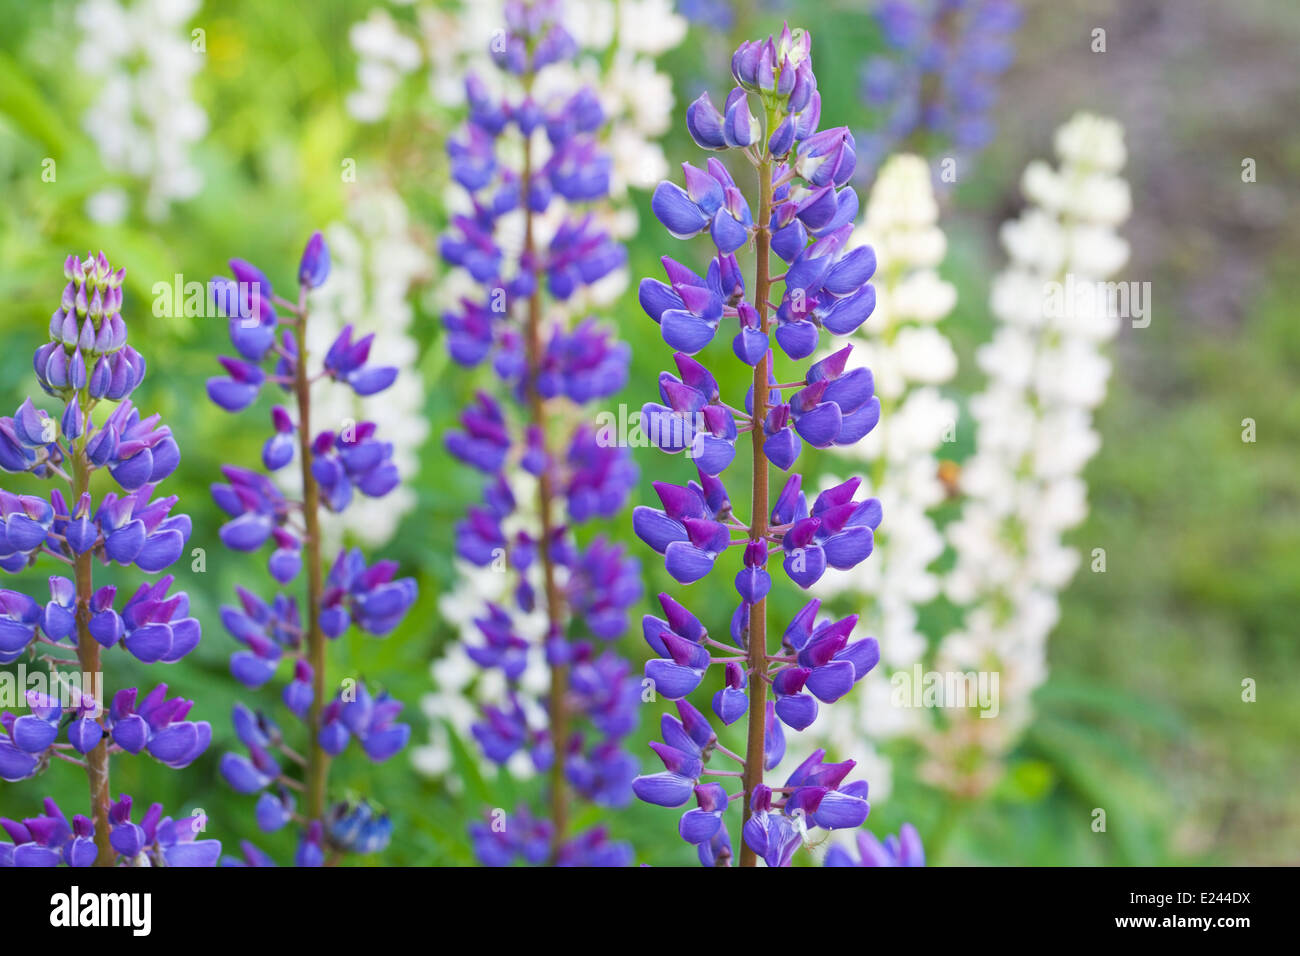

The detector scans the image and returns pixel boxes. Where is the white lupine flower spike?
[811,154,959,799]
[925,113,1132,796]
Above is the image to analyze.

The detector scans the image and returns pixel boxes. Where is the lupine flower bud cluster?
[930,113,1131,795]
[437,0,642,867]
[631,24,922,867]
[2,252,218,867]
[859,0,1022,172]
[208,234,417,864]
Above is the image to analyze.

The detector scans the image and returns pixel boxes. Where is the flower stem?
[739,135,777,868]
[522,126,570,859]
[293,289,329,823]
[70,429,112,866]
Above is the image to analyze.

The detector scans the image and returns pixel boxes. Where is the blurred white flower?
[813,154,958,777]
[924,113,1132,795]
[347,0,684,207]
[76,0,207,221]
[414,474,551,784]
[85,187,130,226]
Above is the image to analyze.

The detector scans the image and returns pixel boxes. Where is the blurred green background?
[0,0,1296,865]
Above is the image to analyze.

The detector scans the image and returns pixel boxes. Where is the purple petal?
[12,715,58,753]
[805,659,857,703]
[783,544,827,588]
[134,529,184,573]
[762,427,801,471]
[206,378,260,413]
[836,397,881,444]
[679,808,723,845]
[823,526,874,570]
[836,637,881,680]
[0,741,39,781]
[774,319,819,360]
[711,686,749,726]
[811,791,870,829]
[793,403,843,448]
[632,771,695,808]
[821,284,876,335]
[124,623,172,663]
[660,310,718,354]
[219,513,272,552]
[664,541,717,584]
[651,182,709,239]
[774,692,818,731]
[645,659,704,699]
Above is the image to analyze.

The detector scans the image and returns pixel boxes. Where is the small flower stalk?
[438,0,643,866]
[208,233,417,865]
[632,24,921,866]
[1,252,218,867]
[290,193,432,549]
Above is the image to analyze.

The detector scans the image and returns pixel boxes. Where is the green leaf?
[0,52,78,156]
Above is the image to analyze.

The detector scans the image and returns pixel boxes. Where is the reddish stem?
[739,145,776,868]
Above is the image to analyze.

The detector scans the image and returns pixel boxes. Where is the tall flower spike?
[410,5,686,780]
[630,24,922,867]
[858,0,1023,175]
[926,113,1131,798]
[0,253,217,867]
[427,0,641,867]
[209,232,417,864]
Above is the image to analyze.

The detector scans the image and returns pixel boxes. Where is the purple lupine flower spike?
[858,0,1022,175]
[207,231,416,864]
[436,0,639,867]
[825,822,925,867]
[0,253,215,866]
[630,25,922,867]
